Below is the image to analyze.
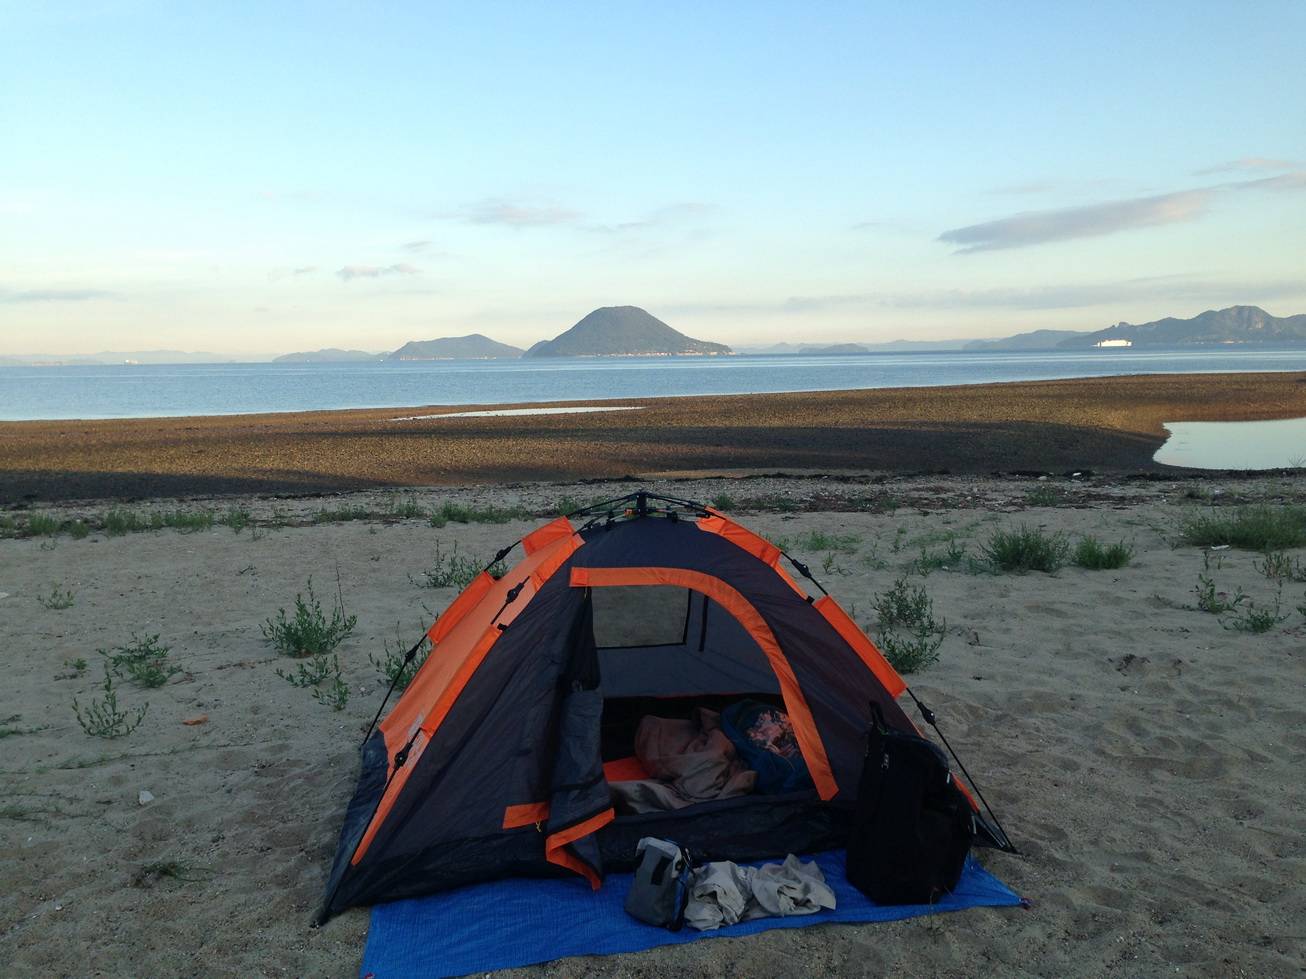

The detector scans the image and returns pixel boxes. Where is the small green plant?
[798,529,861,553]
[370,628,430,691]
[67,520,90,539]
[100,634,179,688]
[429,501,524,527]
[1193,574,1246,615]
[220,507,252,532]
[871,578,946,673]
[57,657,89,680]
[1024,484,1063,507]
[413,541,492,589]
[276,654,336,687]
[262,578,357,657]
[1225,596,1289,634]
[103,508,146,534]
[910,539,969,576]
[314,504,373,524]
[1073,536,1134,570]
[73,671,148,738]
[982,525,1069,573]
[38,583,76,610]
[312,669,350,711]
[1254,551,1306,583]
[709,492,734,511]
[25,513,61,536]
[383,494,426,520]
[161,509,213,532]
[1179,505,1306,551]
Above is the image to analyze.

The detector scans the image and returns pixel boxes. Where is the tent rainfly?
[317,491,1013,923]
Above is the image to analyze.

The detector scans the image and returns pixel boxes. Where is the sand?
[4,371,1306,502]
[2,473,1304,977]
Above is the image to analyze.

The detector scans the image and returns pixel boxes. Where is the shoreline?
[3,371,1305,503]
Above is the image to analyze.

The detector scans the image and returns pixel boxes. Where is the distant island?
[273,348,381,363]
[388,334,524,361]
[524,306,732,358]
[1058,305,1306,348]
[7,304,1304,367]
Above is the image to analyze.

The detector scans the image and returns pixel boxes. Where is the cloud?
[336,263,420,282]
[453,198,582,227]
[662,274,1306,317]
[585,202,715,235]
[401,239,432,252]
[939,172,1306,253]
[0,288,117,303]
[1193,157,1298,175]
[291,265,316,275]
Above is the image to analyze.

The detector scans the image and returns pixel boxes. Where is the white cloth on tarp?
[684,854,836,931]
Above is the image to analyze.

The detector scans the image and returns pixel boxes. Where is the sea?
[1,348,1305,422]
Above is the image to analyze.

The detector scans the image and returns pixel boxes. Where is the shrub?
[385,495,427,520]
[871,578,946,673]
[74,671,148,738]
[1073,536,1134,570]
[910,539,969,576]
[100,634,179,688]
[709,492,734,511]
[67,520,90,539]
[982,525,1069,573]
[429,501,523,527]
[161,509,213,532]
[1179,506,1306,551]
[261,579,357,657]
[104,508,147,535]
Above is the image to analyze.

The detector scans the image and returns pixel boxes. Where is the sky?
[3,1,1306,357]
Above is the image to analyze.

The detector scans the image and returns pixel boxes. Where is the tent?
[317,491,1012,923]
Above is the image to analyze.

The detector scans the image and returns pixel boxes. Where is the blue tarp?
[361,851,1022,978]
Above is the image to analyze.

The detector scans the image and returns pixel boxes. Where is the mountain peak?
[524,306,732,358]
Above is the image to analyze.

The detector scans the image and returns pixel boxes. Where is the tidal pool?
[1154,417,1306,470]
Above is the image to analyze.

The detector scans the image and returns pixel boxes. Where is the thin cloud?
[453,198,582,227]
[663,274,1306,316]
[940,172,1306,253]
[401,239,432,252]
[336,263,420,282]
[1,288,117,303]
[1193,157,1297,175]
[585,202,715,235]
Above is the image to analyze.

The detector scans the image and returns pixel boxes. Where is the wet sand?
[3,372,1306,503]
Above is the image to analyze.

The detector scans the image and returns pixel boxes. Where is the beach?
[2,472,1304,977]
[3,371,1306,503]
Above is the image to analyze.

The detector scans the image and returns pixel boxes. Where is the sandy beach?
[4,371,1306,503]
[2,472,1304,977]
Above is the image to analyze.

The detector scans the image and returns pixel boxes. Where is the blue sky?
[3,1,1305,355]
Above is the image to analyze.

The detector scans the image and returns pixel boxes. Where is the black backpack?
[846,703,974,905]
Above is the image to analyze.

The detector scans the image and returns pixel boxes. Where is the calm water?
[1,348,1305,421]
[1154,417,1306,470]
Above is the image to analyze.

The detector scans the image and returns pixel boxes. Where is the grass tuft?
[1179,505,1306,551]
[38,583,76,610]
[1073,536,1134,570]
[370,628,430,691]
[982,525,1069,573]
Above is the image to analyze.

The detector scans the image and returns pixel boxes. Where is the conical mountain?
[524,306,732,357]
